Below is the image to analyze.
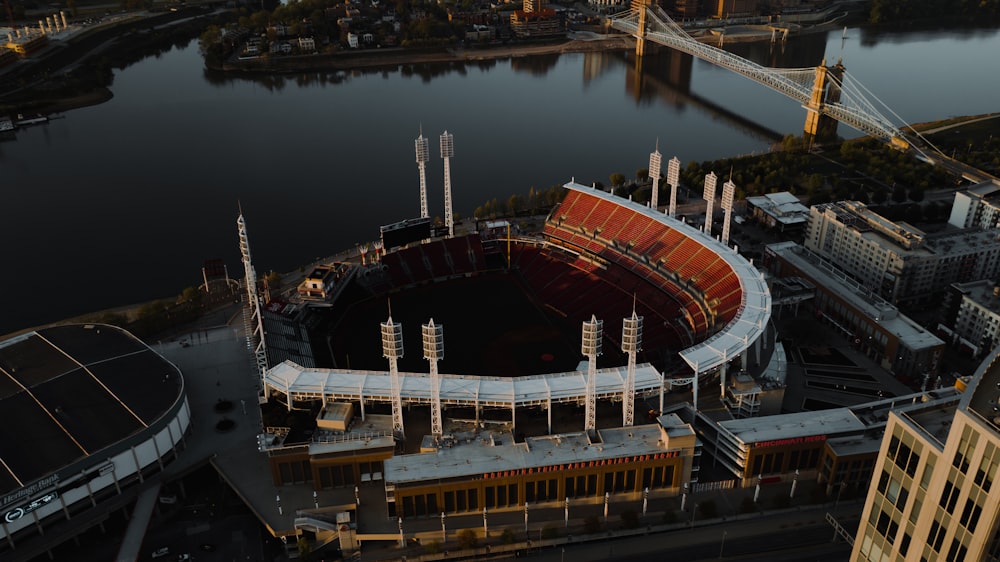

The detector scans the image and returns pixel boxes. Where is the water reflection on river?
[1,23,998,333]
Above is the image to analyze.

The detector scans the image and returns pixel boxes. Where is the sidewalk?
[354,479,864,561]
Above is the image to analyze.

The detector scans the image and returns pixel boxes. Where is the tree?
[501,527,516,544]
[296,537,311,558]
[636,168,649,182]
[891,184,907,204]
[541,525,558,539]
[457,529,478,549]
[265,271,282,290]
[609,173,626,188]
[180,286,203,305]
[620,509,639,529]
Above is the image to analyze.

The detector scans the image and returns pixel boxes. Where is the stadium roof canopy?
[561,182,771,375]
[264,361,665,408]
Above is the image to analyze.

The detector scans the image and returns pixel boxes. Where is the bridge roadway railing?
[611,6,903,144]
[611,8,812,104]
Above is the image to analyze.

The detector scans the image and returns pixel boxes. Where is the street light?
[355,485,360,506]
[276,494,282,515]
[753,474,761,503]
[642,487,649,516]
[604,492,610,522]
[564,497,569,527]
[483,507,488,538]
[441,512,446,544]
[398,517,404,548]
[313,490,319,509]
[524,502,529,534]
[681,482,688,511]
[790,469,799,499]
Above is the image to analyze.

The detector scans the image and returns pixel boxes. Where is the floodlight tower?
[648,144,662,211]
[381,314,405,438]
[415,131,430,219]
[621,309,643,426]
[667,156,680,217]
[581,315,603,432]
[703,172,718,237]
[440,131,455,238]
[238,210,268,387]
[422,319,444,437]
[721,179,736,245]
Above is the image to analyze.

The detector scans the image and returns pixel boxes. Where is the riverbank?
[217,34,633,73]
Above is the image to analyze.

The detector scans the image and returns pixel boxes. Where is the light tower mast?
[667,156,681,217]
[648,144,662,211]
[721,179,736,245]
[415,131,430,219]
[238,210,268,388]
[621,308,643,426]
[703,172,717,237]
[422,319,444,437]
[381,313,405,438]
[582,315,603,432]
[440,131,455,237]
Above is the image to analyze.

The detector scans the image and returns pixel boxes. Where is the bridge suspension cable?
[609,6,910,146]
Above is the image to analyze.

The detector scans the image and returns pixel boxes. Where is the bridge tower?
[803,58,845,141]
[632,0,655,56]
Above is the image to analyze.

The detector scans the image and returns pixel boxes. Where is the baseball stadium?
[254,177,774,526]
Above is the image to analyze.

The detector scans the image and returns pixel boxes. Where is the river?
[1,23,999,334]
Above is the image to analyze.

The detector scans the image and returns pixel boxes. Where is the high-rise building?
[805,201,1000,305]
[949,180,1000,231]
[852,347,1000,561]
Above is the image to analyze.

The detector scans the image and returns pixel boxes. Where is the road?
[523,520,852,562]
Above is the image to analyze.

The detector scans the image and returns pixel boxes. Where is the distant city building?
[713,0,757,18]
[766,241,945,380]
[939,279,1000,356]
[745,191,811,233]
[511,0,563,37]
[805,201,1000,305]
[851,345,1000,562]
[298,36,316,51]
[948,180,1000,230]
[4,30,48,56]
[670,0,700,19]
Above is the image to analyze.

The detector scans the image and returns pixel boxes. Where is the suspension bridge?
[608,4,912,147]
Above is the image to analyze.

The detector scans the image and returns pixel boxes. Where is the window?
[928,520,946,552]
[940,481,960,513]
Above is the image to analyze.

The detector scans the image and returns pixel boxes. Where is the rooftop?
[385,419,687,485]
[766,242,944,351]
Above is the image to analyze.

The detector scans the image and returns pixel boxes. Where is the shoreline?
[215,35,635,74]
